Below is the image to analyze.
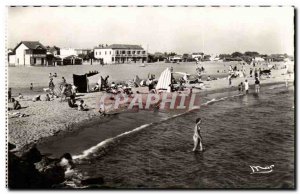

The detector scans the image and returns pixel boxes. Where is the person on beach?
[30,83,33,90]
[68,95,77,108]
[193,118,203,152]
[244,79,249,94]
[242,66,246,78]
[78,100,88,111]
[49,78,55,95]
[207,76,211,81]
[32,95,41,102]
[255,77,260,93]
[254,68,258,79]
[11,98,21,110]
[238,82,244,93]
[250,68,253,77]
[62,77,66,84]
[54,73,57,77]
[59,153,75,179]
[61,84,68,101]
[45,94,51,101]
[228,75,232,86]
[49,73,52,79]
[18,93,23,99]
[98,102,106,116]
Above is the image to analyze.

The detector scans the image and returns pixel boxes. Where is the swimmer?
[192,118,203,152]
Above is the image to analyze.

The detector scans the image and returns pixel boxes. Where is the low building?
[169,55,182,63]
[75,49,91,56]
[253,57,265,62]
[9,41,47,66]
[191,52,204,61]
[94,44,147,64]
[60,48,77,58]
[62,55,83,65]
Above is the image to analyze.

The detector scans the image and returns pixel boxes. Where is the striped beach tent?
[156,68,172,92]
[53,83,73,97]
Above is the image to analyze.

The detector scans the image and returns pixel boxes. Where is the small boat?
[139,63,146,67]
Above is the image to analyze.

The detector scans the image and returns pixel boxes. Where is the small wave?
[202,93,243,105]
[73,123,152,160]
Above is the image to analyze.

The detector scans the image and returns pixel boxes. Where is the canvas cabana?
[73,72,99,93]
[156,68,172,92]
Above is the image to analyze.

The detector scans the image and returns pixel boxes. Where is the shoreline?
[8,74,292,153]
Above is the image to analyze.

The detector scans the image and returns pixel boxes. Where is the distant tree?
[88,51,95,59]
[147,53,155,63]
[231,52,243,58]
[153,52,165,62]
[168,52,177,57]
[260,54,268,58]
[182,53,189,61]
[244,51,260,57]
[219,54,231,59]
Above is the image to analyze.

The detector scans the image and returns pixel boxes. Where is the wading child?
[193,118,203,152]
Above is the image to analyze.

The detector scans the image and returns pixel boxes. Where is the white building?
[169,55,182,63]
[60,48,77,58]
[94,44,147,64]
[9,41,47,66]
[254,57,265,62]
[191,52,204,61]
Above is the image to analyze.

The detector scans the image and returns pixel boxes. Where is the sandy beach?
[8,61,293,149]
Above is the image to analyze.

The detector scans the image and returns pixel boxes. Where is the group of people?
[67,94,88,111]
[49,72,58,79]
[237,78,261,94]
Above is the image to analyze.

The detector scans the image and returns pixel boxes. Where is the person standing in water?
[244,79,249,94]
[255,77,260,93]
[193,118,203,152]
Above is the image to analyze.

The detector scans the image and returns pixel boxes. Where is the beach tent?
[73,74,88,93]
[73,72,99,93]
[52,83,73,97]
[156,68,172,91]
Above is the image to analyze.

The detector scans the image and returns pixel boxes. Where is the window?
[142,51,146,54]
[110,51,111,55]
[99,52,101,55]
[105,51,107,55]
[127,51,131,54]
[34,58,36,64]
[112,57,114,62]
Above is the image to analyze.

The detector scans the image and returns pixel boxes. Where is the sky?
[7,6,294,55]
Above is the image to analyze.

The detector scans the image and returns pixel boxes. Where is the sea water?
[38,83,295,188]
